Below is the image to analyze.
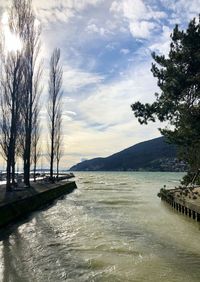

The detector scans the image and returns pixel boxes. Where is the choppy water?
[1,172,200,282]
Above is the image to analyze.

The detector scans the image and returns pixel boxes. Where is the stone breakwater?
[158,186,200,221]
[0,180,77,229]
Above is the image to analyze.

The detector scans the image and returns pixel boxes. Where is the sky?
[0,0,200,169]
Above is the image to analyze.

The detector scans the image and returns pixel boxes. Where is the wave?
[94,181,106,185]
[97,200,133,205]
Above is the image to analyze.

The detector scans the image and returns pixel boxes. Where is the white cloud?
[158,0,200,25]
[120,48,130,55]
[161,0,200,19]
[33,0,105,23]
[64,110,77,116]
[110,0,146,21]
[0,0,106,25]
[62,110,77,121]
[121,0,166,22]
[79,62,158,126]
[122,0,147,21]
[62,66,104,92]
[149,25,171,55]
[37,7,74,24]
[110,0,166,39]
[129,21,155,39]
[86,23,107,36]
[62,96,75,103]
[87,23,99,33]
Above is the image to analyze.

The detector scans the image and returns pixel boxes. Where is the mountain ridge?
[70,136,185,172]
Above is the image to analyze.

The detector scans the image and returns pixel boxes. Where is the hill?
[70,137,185,172]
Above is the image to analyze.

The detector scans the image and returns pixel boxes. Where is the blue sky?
[0,0,200,168]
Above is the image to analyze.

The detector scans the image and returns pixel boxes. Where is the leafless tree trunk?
[55,110,63,179]
[32,63,42,182]
[32,102,41,182]
[48,48,63,181]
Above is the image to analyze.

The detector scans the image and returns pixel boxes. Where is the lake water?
[1,172,200,282]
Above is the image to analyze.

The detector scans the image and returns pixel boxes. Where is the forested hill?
[70,137,185,172]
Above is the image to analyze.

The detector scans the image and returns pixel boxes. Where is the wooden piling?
[158,187,200,222]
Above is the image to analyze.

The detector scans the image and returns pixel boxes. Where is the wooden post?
[185,207,188,215]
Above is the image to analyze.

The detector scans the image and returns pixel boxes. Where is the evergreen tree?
[131,16,200,184]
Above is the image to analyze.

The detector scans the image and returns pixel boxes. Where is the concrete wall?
[0,181,77,229]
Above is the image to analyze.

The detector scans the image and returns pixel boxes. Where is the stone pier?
[0,179,77,229]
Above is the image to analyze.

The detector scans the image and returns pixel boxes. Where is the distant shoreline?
[71,170,185,172]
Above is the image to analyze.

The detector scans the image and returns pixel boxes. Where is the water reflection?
[1,229,29,282]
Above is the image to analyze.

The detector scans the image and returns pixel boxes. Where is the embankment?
[158,187,200,221]
[0,181,77,229]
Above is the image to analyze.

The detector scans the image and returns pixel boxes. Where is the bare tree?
[0,37,24,190]
[24,7,41,187]
[47,48,63,181]
[10,0,42,187]
[0,0,42,190]
[0,0,42,189]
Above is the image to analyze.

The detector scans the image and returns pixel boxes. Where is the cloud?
[33,0,105,24]
[149,25,171,55]
[86,23,107,36]
[129,21,155,39]
[160,0,200,22]
[121,0,166,22]
[120,48,130,55]
[63,110,77,116]
[62,65,104,92]
[0,0,107,25]
[78,62,158,126]
[62,110,77,121]
[110,0,166,39]
[121,0,147,21]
